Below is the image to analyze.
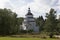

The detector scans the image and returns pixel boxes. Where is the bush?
[20,30,27,33]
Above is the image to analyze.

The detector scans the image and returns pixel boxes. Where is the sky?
[0,0,60,18]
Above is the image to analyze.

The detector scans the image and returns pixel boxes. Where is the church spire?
[28,7,31,13]
[26,7,33,15]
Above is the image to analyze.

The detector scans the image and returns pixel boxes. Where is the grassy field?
[0,37,59,40]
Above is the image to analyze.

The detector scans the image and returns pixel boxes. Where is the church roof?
[26,8,33,15]
[27,12,33,15]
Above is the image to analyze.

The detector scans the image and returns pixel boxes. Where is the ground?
[0,37,59,40]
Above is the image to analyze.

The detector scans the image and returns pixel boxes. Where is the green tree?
[44,8,57,38]
[17,17,24,33]
[0,8,17,35]
[36,16,45,32]
[56,16,60,34]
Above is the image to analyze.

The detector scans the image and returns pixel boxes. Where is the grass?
[0,37,59,40]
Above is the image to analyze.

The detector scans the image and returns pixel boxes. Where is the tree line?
[0,8,23,35]
[36,8,60,38]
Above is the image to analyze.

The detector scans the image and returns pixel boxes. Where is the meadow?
[0,37,59,40]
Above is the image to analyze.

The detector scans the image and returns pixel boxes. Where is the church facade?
[21,8,39,33]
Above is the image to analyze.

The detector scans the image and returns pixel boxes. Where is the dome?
[26,8,33,15]
[27,12,33,15]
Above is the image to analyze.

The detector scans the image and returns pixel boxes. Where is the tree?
[0,8,17,35]
[56,16,60,34]
[17,17,24,33]
[36,16,45,32]
[44,8,57,38]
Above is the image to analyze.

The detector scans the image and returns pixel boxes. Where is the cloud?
[0,0,9,8]
[3,0,60,19]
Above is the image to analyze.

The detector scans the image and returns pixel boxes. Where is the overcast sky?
[0,0,60,18]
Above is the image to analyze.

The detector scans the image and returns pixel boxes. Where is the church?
[20,8,39,33]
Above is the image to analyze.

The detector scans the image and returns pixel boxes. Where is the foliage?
[56,17,60,34]
[16,17,24,33]
[0,8,17,35]
[44,8,57,38]
[36,16,45,32]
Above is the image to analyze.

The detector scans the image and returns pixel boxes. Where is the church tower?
[21,8,39,33]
